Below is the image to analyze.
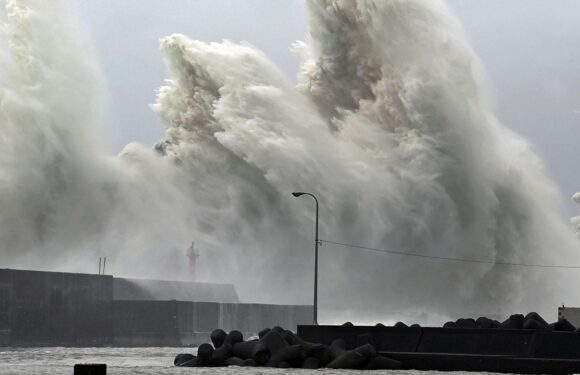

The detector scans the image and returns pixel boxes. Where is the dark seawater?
[0,347,501,375]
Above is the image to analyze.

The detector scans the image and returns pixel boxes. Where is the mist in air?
[1,0,579,323]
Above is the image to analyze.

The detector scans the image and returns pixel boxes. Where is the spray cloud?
[1,0,579,322]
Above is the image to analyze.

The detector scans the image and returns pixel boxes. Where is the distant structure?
[186,241,199,280]
[558,305,580,326]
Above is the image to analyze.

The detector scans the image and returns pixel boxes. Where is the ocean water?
[0,347,498,375]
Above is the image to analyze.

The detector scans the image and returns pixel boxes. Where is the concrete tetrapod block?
[326,344,376,369]
[554,318,576,332]
[266,344,305,368]
[233,340,259,359]
[196,343,214,366]
[523,318,546,330]
[501,314,525,329]
[456,318,476,328]
[258,328,271,339]
[283,330,330,366]
[174,353,195,366]
[525,312,548,326]
[225,330,244,345]
[328,338,347,360]
[208,343,232,366]
[211,329,227,349]
[252,330,288,365]
[178,358,198,367]
[73,364,106,375]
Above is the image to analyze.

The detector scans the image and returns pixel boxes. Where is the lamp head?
[292,192,304,197]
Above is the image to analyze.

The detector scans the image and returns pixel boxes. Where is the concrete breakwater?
[175,313,580,373]
[174,326,402,369]
[0,268,311,346]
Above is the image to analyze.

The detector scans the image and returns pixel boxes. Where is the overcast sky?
[71,0,580,217]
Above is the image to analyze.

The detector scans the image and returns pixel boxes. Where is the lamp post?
[292,191,319,325]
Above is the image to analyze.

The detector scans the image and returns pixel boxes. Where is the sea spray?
[152,0,580,317]
[0,0,193,279]
[0,0,578,321]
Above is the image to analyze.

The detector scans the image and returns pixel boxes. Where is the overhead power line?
[319,239,580,269]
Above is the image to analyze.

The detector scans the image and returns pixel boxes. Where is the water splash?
[1,0,579,321]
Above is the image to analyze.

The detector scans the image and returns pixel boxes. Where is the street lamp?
[292,191,319,325]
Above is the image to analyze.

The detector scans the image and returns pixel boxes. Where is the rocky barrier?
[173,326,402,369]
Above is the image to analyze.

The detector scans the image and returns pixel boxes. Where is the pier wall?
[0,269,311,347]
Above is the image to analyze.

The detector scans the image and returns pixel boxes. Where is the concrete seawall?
[0,268,311,347]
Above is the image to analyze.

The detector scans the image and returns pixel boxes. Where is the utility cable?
[319,239,580,269]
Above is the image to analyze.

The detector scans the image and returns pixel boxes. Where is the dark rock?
[225,357,244,367]
[303,356,320,369]
[501,314,525,329]
[341,321,354,327]
[366,355,403,370]
[174,353,194,366]
[233,340,259,359]
[554,318,576,332]
[196,343,214,366]
[443,321,457,328]
[375,323,386,328]
[393,321,407,328]
[410,324,421,328]
[277,361,290,368]
[211,329,227,348]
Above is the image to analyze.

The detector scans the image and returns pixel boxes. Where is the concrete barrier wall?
[0,269,312,347]
[297,325,580,360]
[0,269,113,346]
[111,300,313,346]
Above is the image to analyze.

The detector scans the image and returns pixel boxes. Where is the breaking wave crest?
[1,0,578,320]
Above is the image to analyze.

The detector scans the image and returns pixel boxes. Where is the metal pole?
[98,258,101,275]
[313,195,319,326]
[103,257,106,275]
[292,192,319,325]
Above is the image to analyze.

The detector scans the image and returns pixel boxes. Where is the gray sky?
[71,0,580,217]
